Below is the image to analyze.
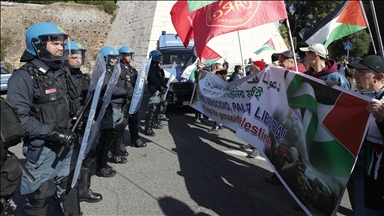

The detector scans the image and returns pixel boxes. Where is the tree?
[282,0,372,58]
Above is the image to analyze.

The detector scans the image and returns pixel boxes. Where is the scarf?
[40,59,62,70]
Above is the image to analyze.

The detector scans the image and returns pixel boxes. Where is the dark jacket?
[103,64,129,106]
[147,61,166,91]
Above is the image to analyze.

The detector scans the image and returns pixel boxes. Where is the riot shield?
[129,57,152,114]
[86,53,106,102]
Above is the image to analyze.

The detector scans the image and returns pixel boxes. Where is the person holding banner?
[64,41,103,203]
[299,43,350,89]
[346,55,384,216]
[208,60,226,133]
[278,51,306,73]
[6,22,82,216]
[118,46,147,148]
[144,50,167,136]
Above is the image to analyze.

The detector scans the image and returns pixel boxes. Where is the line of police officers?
[1,21,167,215]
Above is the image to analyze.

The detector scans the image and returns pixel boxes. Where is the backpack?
[0,97,24,148]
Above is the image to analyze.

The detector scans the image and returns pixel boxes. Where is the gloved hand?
[45,128,78,148]
[160,86,167,94]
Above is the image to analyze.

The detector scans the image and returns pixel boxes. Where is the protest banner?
[191,66,373,216]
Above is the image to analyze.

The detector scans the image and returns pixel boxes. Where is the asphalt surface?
[5,92,354,216]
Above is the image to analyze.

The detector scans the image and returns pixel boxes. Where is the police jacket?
[7,58,78,148]
[103,64,130,106]
[147,61,166,91]
[120,61,137,88]
[69,68,90,107]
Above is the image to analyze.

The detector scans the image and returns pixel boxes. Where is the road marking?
[224,150,266,161]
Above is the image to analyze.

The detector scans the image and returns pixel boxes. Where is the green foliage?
[0,37,12,61]
[328,30,371,59]
[103,1,116,14]
[26,0,117,15]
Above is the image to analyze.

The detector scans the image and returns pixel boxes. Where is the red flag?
[200,45,222,60]
[170,1,195,48]
[191,1,287,57]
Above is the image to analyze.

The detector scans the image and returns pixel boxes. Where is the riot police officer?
[7,22,81,216]
[64,40,102,203]
[119,46,147,148]
[96,46,131,178]
[145,50,167,136]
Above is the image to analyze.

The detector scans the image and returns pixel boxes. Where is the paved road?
[6,93,353,216]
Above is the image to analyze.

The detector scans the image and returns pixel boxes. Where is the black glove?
[160,86,167,94]
[45,128,77,148]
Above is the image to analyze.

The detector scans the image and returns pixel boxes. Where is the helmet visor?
[35,34,68,61]
[65,49,87,68]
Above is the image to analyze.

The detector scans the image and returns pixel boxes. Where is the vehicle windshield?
[161,51,191,67]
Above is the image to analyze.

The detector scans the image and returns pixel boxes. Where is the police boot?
[57,179,82,216]
[132,138,147,148]
[96,129,117,177]
[153,105,163,129]
[78,167,103,203]
[24,180,55,216]
[144,106,156,136]
[108,125,128,164]
[159,100,169,121]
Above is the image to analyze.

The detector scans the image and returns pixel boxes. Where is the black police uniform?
[68,67,102,203]
[145,61,167,135]
[120,61,146,148]
[96,64,131,177]
[7,58,81,216]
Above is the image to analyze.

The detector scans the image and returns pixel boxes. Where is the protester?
[338,56,354,86]
[278,50,306,72]
[270,53,280,66]
[228,65,244,82]
[207,60,226,133]
[6,22,82,215]
[190,59,209,123]
[118,46,147,148]
[300,43,350,89]
[347,55,384,216]
[64,40,103,203]
[251,60,265,74]
[248,58,253,64]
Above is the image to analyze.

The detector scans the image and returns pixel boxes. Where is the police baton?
[56,92,95,158]
[6,150,35,183]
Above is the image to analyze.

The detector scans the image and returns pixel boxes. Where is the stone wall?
[0,2,112,71]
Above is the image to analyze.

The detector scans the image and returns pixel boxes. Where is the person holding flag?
[347,55,384,216]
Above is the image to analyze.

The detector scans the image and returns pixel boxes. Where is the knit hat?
[253,61,265,70]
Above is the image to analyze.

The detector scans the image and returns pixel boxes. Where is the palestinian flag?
[187,0,216,12]
[299,1,367,47]
[254,38,275,55]
[284,71,370,177]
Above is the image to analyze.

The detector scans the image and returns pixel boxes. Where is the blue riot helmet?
[64,40,87,68]
[25,22,68,61]
[99,46,119,66]
[149,50,162,63]
[118,46,134,60]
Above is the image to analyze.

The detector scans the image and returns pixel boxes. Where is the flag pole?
[369,0,384,57]
[285,18,299,73]
[237,31,246,72]
[360,0,377,54]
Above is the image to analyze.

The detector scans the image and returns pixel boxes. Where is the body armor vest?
[24,62,78,129]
